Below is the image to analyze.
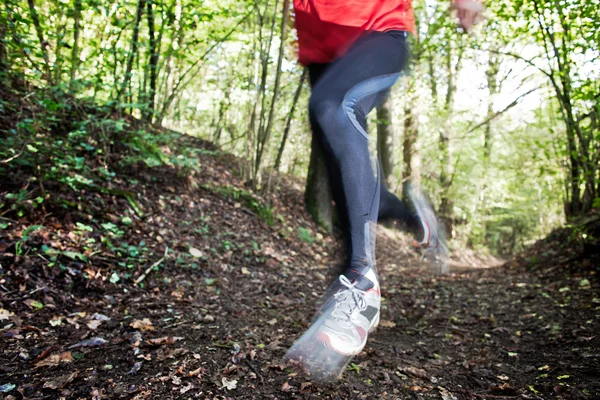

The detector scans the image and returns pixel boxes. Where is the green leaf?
[204,278,216,286]
[26,144,38,153]
[110,272,120,284]
[122,216,133,226]
[62,251,87,262]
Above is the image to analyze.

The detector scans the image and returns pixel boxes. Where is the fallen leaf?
[379,320,396,328]
[438,386,457,400]
[23,299,44,310]
[129,361,143,375]
[267,318,277,325]
[0,308,15,321]
[189,247,203,257]
[87,320,102,330]
[400,366,428,379]
[92,313,111,321]
[187,367,206,377]
[49,316,63,326]
[68,337,107,349]
[180,383,193,393]
[34,352,73,368]
[43,371,78,390]
[130,318,154,331]
[222,377,237,390]
[0,383,16,393]
[281,381,292,392]
[146,336,184,346]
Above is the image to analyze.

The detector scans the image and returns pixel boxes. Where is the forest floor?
[1,130,600,398]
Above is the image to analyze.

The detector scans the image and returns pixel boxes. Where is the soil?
[1,138,599,400]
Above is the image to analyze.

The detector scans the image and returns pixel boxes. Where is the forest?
[0,0,599,398]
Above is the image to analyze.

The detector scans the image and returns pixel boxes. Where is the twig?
[0,144,27,164]
[134,247,168,285]
[244,359,264,383]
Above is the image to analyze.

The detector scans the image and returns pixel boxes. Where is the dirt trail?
[1,143,599,399]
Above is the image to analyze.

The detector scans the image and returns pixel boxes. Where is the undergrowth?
[0,76,203,222]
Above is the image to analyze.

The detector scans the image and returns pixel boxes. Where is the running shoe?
[315,268,380,356]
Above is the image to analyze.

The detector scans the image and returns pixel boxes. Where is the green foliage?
[204,184,275,226]
[15,225,43,256]
[297,227,313,245]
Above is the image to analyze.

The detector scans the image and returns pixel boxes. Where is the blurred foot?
[409,187,450,270]
[315,268,380,356]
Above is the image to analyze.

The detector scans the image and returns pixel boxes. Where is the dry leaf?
[34,352,73,368]
[267,318,277,325]
[0,308,15,321]
[281,381,292,392]
[222,377,237,390]
[130,318,154,331]
[87,320,102,330]
[146,336,184,346]
[400,366,428,379]
[43,371,78,389]
[189,248,203,257]
[379,320,396,328]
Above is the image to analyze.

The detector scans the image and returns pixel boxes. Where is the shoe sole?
[316,311,381,356]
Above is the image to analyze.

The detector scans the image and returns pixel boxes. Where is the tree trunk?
[376,92,394,186]
[438,45,460,235]
[402,93,418,201]
[305,135,334,232]
[145,0,159,122]
[254,0,290,179]
[0,5,7,72]
[118,0,146,106]
[69,0,82,91]
[274,68,307,171]
[480,54,500,244]
[27,0,51,83]
[252,0,279,186]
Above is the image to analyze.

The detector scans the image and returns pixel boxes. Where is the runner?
[286,0,484,377]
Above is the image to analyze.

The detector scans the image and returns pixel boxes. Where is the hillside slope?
[1,81,599,399]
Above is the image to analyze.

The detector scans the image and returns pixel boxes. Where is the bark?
[117,0,146,106]
[69,0,82,90]
[274,68,307,171]
[254,0,290,179]
[27,0,51,82]
[376,92,394,186]
[0,5,7,71]
[145,0,159,122]
[305,135,334,232]
[480,54,500,243]
[402,94,418,201]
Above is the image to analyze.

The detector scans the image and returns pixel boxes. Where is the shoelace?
[330,275,368,328]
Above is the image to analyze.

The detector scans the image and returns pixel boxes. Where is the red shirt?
[293,0,416,65]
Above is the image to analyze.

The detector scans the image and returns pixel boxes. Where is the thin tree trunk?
[255,0,290,180]
[480,54,500,244]
[69,0,82,91]
[305,136,334,232]
[252,0,279,185]
[117,0,146,106]
[402,89,418,201]
[376,92,393,186]
[27,0,51,83]
[274,68,307,171]
[0,4,7,71]
[145,0,159,122]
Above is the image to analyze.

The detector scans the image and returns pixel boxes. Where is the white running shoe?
[315,268,380,356]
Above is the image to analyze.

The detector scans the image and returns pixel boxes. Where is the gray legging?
[308,30,418,274]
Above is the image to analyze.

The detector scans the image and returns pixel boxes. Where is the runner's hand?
[453,0,485,33]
